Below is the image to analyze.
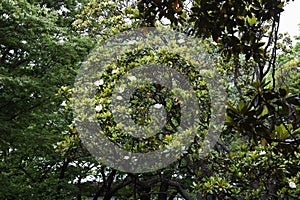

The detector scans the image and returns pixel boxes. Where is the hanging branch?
[263,15,281,88]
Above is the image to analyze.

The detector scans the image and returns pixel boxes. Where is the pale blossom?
[128,76,136,81]
[3,13,9,19]
[95,105,102,112]
[116,96,123,100]
[94,79,104,86]
[177,39,185,44]
[61,101,67,107]
[289,181,297,189]
[118,87,124,93]
[259,151,266,156]
[112,69,119,74]
[153,104,163,109]
[127,40,135,45]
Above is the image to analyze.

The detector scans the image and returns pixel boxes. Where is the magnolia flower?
[112,69,119,74]
[128,75,136,81]
[153,103,163,109]
[95,105,102,112]
[61,101,67,107]
[259,150,266,156]
[118,87,124,93]
[3,13,9,19]
[177,39,185,44]
[94,79,104,86]
[127,40,136,45]
[289,181,297,189]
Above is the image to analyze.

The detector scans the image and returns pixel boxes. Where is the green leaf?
[247,16,257,26]
[274,124,289,140]
[292,127,300,136]
[261,106,268,116]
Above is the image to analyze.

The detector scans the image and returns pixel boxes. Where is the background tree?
[0,0,95,199]
[277,31,300,95]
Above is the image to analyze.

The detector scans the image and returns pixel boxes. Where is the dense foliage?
[0,0,96,199]
[1,0,299,199]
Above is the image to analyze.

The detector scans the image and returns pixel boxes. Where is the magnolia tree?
[69,0,300,199]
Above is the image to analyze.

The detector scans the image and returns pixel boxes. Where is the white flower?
[60,5,69,13]
[94,79,104,86]
[153,103,163,109]
[112,69,119,74]
[128,76,136,81]
[61,101,67,107]
[289,181,297,189]
[177,39,185,44]
[124,156,130,160]
[95,105,102,112]
[259,150,266,156]
[127,40,136,45]
[58,5,69,15]
[116,96,123,100]
[118,87,124,93]
[3,13,9,19]
[58,39,64,44]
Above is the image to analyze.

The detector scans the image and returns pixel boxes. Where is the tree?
[277,33,300,95]
[1,0,299,199]
[71,0,300,199]
[0,0,94,199]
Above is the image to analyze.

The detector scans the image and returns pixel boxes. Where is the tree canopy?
[1,0,299,199]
